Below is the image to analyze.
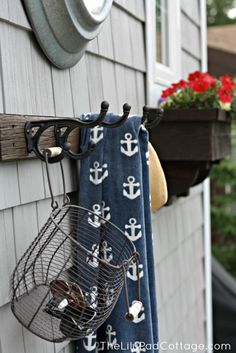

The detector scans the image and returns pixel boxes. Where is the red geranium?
[159,70,236,112]
[172,80,188,90]
[161,87,176,98]
[189,79,210,93]
[188,72,216,92]
[218,87,233,103]
[188,71,201,81]
[161,80,188,98]
[223,83,235,92]
[220,74,235,86]
[202,73,216,87]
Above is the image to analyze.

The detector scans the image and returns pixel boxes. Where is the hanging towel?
[75,115,159,353]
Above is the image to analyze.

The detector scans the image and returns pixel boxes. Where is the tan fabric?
[148,142,168,213]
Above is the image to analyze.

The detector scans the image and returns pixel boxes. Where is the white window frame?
[146,0,181,105]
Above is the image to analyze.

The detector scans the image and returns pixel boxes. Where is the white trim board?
[200,0,213,350]
[146,0,181,106]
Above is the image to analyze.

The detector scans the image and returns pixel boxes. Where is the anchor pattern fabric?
[76,114,159,353]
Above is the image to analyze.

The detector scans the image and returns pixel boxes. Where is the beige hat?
[148,142,168,212]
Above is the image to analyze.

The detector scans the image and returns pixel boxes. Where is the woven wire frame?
[11,205,136,342]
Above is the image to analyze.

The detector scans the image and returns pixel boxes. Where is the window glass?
[156,0,169,66]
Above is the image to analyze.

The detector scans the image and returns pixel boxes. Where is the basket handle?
[44,148,70,210]
[123,252,143,322]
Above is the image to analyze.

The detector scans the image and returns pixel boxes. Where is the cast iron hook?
[25,119,96,163]
[101,103,131,128]
[76,100,109,127]
[142,106,164,129]
[61,139,96,161]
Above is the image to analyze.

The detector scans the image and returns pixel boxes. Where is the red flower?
[189,79,210,93]
[220,75,236,92]
[161,87,176,98]
[161,80,189,98]
[222,82,235,92]
[218,87,233,103]
[220,74,235,86]
[172,80,188,90]
[188,71,201,81]
[202,73,216,87]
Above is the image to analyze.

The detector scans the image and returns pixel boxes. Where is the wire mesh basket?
[11,149,140,342]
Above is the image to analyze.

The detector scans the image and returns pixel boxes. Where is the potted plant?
[149,71,235,198]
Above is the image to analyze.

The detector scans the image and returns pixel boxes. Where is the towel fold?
[76,114,159,353]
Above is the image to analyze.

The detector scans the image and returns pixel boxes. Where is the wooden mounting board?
[0,114,80,162]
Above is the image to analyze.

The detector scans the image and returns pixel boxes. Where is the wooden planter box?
[149,108,231,198]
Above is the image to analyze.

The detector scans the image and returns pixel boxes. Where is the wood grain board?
[0,115,80,161]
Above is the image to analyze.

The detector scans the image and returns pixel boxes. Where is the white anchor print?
[141,124,146,131]
[106,324,117,349]
[83,332,97,351]
[127,262,144,281]
[131,343,146,353]
[88,202,111,228]
[103,283,115,307]
[86,244,99,268]
[125,218,142,242]
[100,201,111,223]
[120,133,138,157]
[90,161,108,185]
[146,151,149,165]
[87,286,98,309]
[88,204,102,228]
[101,241,113,263]
[132,302,145,323]
[90,125,104,144]
[123,176,141,200]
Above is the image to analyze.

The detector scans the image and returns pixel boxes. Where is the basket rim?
[49,204,137,269]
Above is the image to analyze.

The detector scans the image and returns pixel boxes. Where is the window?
[146,0,181,105]
[156,0,169,66]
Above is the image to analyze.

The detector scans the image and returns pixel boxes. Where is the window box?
[149,108,231,198]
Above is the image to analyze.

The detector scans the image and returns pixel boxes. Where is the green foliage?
[211,158,236,188]
[211,153,236,278]
[212,245,236,278]
[211,159,236,235]
[163,88,220,110]
[207,0,236,26]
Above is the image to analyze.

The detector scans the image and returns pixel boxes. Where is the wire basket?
[11,149,140,342]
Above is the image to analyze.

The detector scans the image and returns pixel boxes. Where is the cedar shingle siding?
[0,1,205,352]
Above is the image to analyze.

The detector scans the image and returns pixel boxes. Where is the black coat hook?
[142,106,164,129]
[25,119,96,163]
[54,101,110,160]
[24,101,132,163]
[76,101,109,127]
[101,103,131,128]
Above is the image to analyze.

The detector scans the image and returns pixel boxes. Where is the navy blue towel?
[75,115,159,353]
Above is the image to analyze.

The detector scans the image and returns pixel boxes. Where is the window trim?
[146,0,181,105]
